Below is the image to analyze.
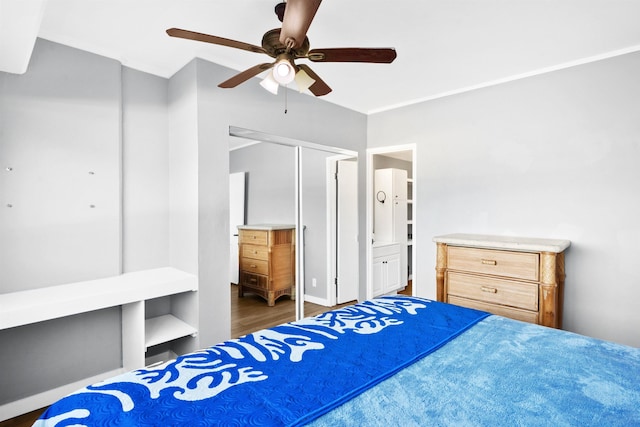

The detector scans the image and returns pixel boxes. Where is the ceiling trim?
[368,44,640,115]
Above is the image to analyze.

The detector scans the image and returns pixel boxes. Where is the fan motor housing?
[262,28,310,57]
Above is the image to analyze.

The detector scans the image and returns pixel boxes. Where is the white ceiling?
[3,0,640,114]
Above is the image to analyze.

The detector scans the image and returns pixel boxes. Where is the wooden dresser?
[433,234,570,328]
[238,225,295,306]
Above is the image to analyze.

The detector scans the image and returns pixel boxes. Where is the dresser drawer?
[240,258,268,276]
[447,271,538,311]
[447,246,539,281]
[242,244,269,261]
[240,272,268,290]
[239,230,268,246]
[448,296,539,324]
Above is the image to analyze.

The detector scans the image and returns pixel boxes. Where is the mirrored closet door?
[229,127,358,334]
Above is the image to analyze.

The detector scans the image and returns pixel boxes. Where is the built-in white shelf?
[0,267,197,330]
[0,267,198,421]
[146,314,198,348]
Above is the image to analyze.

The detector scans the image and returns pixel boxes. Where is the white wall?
[368,51,640,347]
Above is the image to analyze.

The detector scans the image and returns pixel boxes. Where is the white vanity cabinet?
[372,243,402,296]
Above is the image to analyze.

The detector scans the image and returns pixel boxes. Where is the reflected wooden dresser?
[433,234,570,328]
[238,225,295,306]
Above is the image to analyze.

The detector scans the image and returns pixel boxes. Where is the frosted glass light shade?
[294,68,316,93]
[260,73,279,95]
[272,59,296,84]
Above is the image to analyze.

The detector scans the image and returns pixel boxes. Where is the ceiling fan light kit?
[272,56,296,84]
[259,72,280,95]
[166,0,396,96]
[294,68,316,93]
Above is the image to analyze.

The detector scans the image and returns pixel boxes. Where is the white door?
[336,160,359,303]
[229,172,245,284]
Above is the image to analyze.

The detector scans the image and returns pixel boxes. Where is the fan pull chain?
[284,84,288,114]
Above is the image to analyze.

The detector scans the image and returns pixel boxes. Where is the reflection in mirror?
[229,140,297,337]
[228,129,359,338]
[302,149,359,308]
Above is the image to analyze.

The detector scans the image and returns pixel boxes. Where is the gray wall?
[368,51,640,347]
[300,147,336,301]
[0,39,123,405]
[122,67,170,272]
[0,39,121,292]
[230,142,295,225]
[1,40,177,407]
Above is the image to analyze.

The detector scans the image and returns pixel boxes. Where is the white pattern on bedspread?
[37,296,487,426]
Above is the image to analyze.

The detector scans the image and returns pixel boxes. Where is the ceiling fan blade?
[219,63,274,88]
[297,64,331,96]
[279,0,322,49]
[308,48,397,63]
[166,28,267,55]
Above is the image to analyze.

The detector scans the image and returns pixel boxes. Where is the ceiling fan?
[166,0,397,96]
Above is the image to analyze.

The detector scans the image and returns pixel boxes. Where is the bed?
[34,296,640,426]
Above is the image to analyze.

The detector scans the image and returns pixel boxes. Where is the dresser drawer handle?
[250,264,257,268]
[481,286,498,293]
[249,278,257,283]
[481,259,497,266]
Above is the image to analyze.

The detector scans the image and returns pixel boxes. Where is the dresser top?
[238,224,295,231]
[433,233,570,253]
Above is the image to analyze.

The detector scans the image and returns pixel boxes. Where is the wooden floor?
[231,284,356,338]
[231,281,411,339]
[1,285,357,427]
[0,411,43,427]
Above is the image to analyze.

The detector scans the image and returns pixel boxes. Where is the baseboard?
[304,294,330,307]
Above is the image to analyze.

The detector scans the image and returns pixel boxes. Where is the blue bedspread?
[310,315,640,426]
[35,296,487,426]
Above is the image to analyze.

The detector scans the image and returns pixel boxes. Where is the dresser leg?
[435,243,447,302]
[267,292,275,307]
[540,252,560,328]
